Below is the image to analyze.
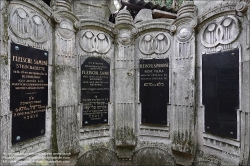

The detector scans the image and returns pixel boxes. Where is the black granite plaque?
[10,43,48,144]
[81,57,110,126]
[202,49,239,139]
[140,59,169,125]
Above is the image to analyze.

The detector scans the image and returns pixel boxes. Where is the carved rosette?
[201,16,240,53]
[139,33,170,55]
[79,31,111,54]
[9,7,49,48]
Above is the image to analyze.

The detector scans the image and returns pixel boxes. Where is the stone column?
[51,1,80,164]
[169,1,198,165]
[114,8,137,160]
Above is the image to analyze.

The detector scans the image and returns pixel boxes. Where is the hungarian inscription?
[202,49,239,139]
[81,57,110,126]
[140,59,169,125]
[10,43,48,144]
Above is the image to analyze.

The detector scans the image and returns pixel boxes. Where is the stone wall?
[0,0,249,165]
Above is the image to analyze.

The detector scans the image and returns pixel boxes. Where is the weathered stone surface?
[0,0,250,165]
[76,148,117,166]
[133,147,175,166]
[134,9,152,23]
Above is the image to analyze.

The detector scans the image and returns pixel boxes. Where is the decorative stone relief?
[79,31,111,54]
[201,16,239,48]
[9,7,48,48]
[175,26,194,60]
[177,27,192,42]
[57,20,75,58]
[236,1,248,17]
[114,8,137,63]
[139,33,170,55]
[203,133,240,157]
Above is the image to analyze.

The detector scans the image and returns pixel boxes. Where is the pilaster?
[114,8,138,160]
[170,1,198,165]
[51,0,80,160]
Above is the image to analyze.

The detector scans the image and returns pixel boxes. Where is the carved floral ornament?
[139,33,170,55]
[10,7,48,43]
[201,16,239,48]
[80,31,111,54]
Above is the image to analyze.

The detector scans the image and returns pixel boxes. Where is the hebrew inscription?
[10,43,48,144]
[81,57,110,126]
[140,59,169,125]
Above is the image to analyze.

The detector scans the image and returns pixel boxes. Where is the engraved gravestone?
[81,57,110,126]
[10,43,48,144]
[140,59,169,125]
[202,49,239,139]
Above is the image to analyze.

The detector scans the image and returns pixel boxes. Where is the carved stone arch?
[197,1,242,25]
[80,20,115,37]
[76,148,117,166]
[133,147,176,166]
[21,0,53,16]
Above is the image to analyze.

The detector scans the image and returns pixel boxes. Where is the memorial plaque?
[202,49,239,139]
[10,43,48,144]
[81,57,110,126]
[140,59,169,125]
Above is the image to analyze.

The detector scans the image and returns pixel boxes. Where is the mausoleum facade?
[0,0,250,165]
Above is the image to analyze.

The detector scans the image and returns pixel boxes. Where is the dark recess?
[42,0,51,6]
